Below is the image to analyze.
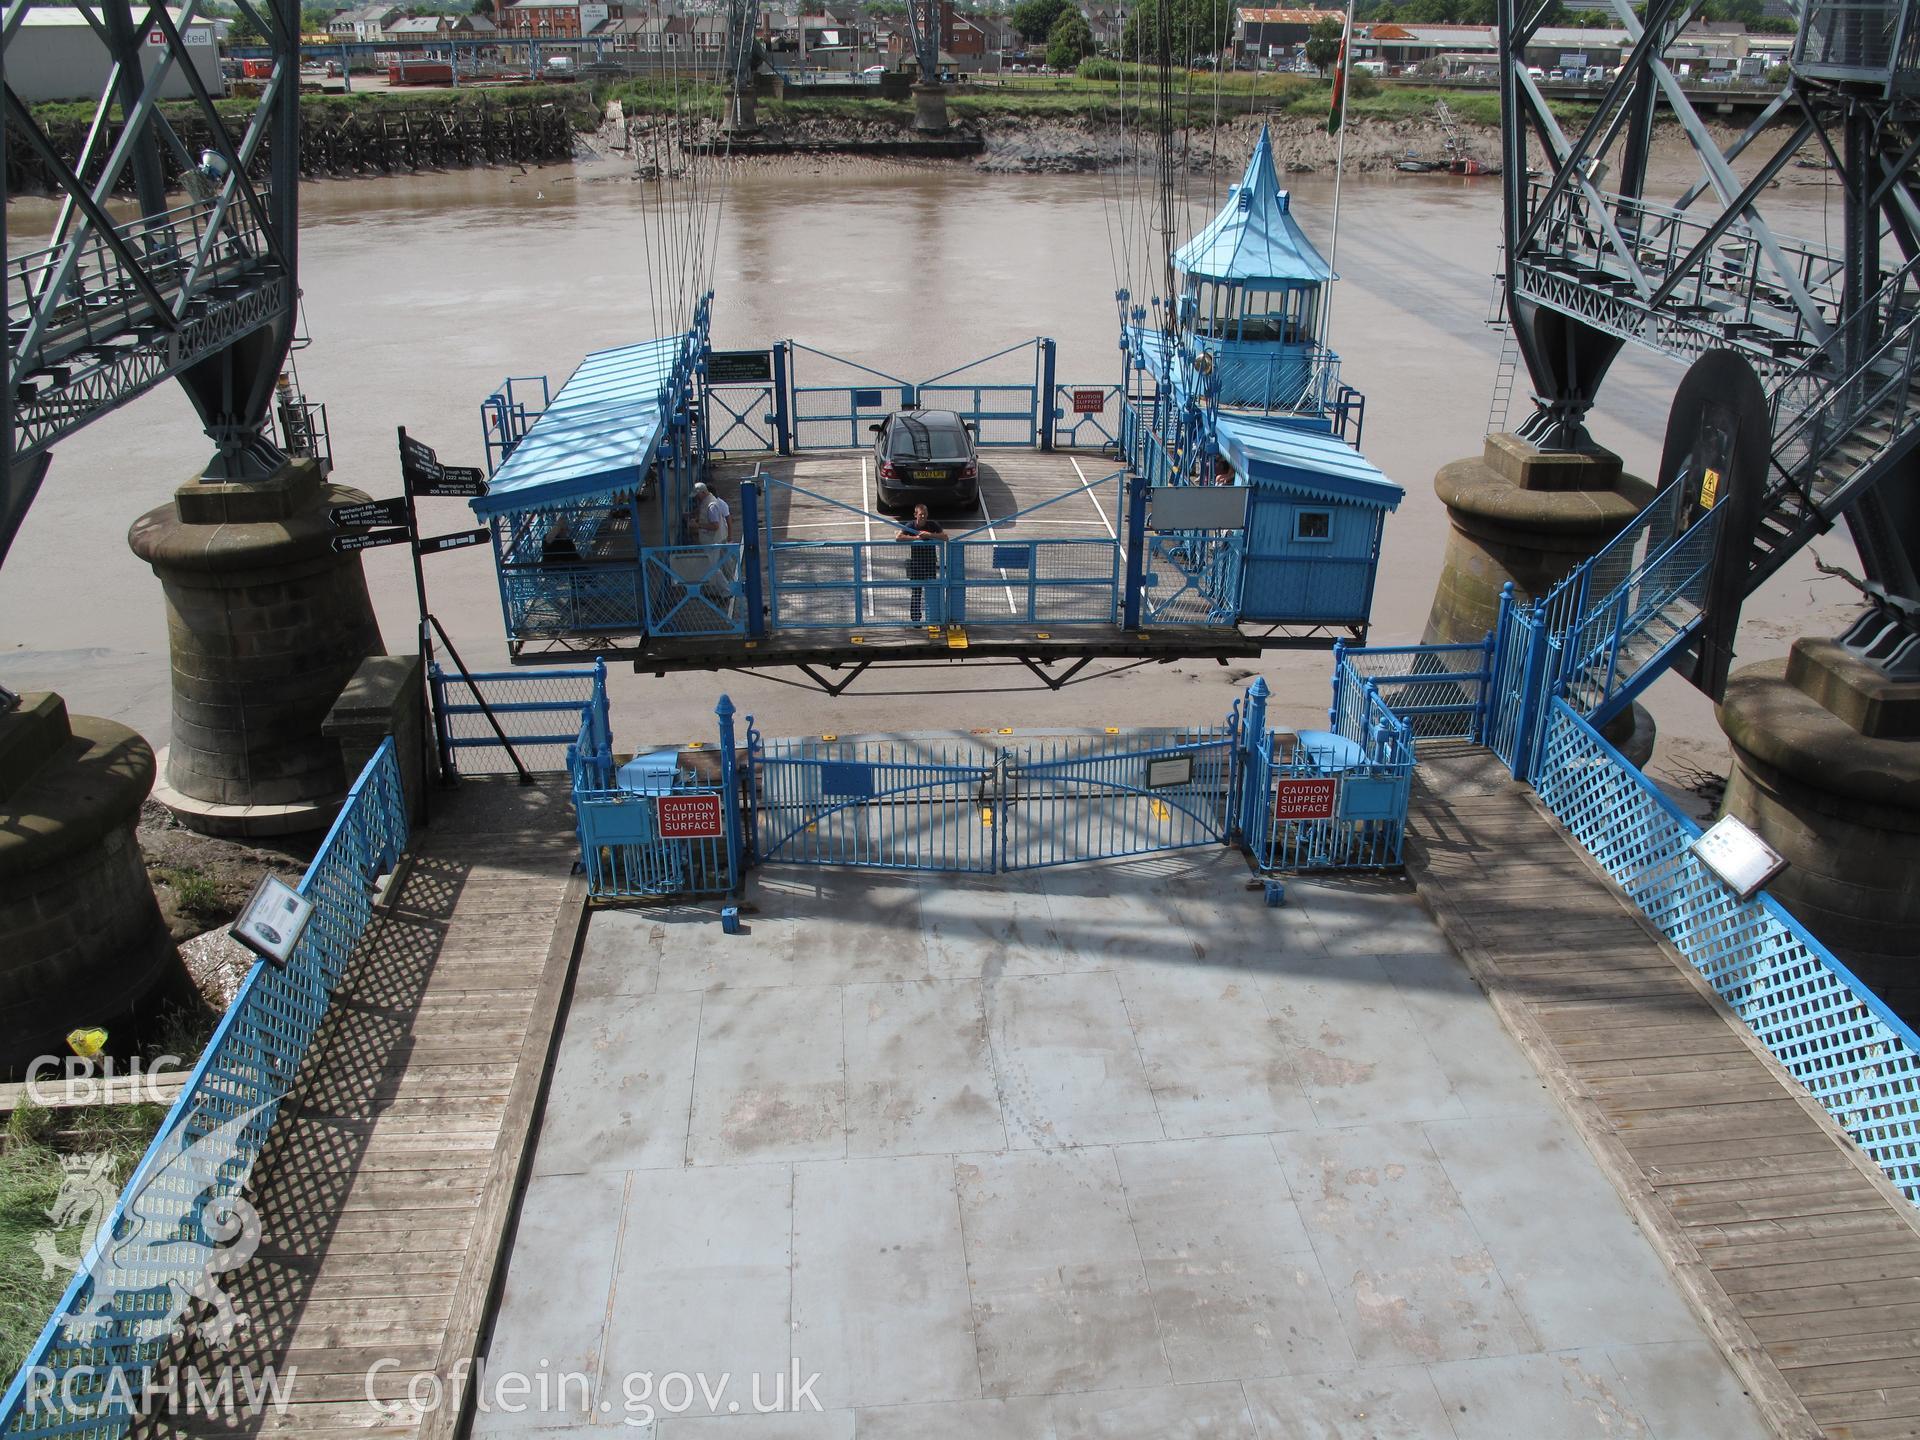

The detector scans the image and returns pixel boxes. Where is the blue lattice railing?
[1533,699,1920,1204]
[0,740,410,1440]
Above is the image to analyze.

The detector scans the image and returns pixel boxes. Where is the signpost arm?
[398,426,533,787]
[399,427,441,822]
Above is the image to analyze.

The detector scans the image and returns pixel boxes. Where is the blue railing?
[784,339,1050,452]
[480,373,551,474]
[565,677,738,899]
[432,664,602,774]
[1534,700,1920,1205]
[1051,383,1123,449]
[1238,669,1415,872]
[0,741,409,1440]
[497,561,645,639]
[641,545,747,637]
[1333,637,1495,742]
[1553,501,1725,725]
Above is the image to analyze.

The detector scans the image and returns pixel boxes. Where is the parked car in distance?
[870,409,979,513]
[863,63,886,74]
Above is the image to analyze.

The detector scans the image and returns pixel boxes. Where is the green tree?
[1012,0,1070,42]
[1303,13,1342,73]
[1047,6,1094,66]
[1120,0,1234,65]
[228,6,262,42]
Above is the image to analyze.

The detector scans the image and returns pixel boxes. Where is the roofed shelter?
[474,316,713,644]
[1174,125,1336,411]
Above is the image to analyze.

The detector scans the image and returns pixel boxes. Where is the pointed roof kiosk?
[1171,125,1339,415]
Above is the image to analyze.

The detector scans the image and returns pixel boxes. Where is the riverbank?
[600,99,1760,178]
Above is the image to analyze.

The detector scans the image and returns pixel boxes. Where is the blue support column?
[770,343,793,456]
[592,658,609,756]
[1511,599,1551,784]
[1122,472,1150,630]
[946,541,965,626]
[1236,676,1270,844]
[716,694,743,890]
[1329,639,1347,729]
[1038,338,1058,452]
[1478,582,1513,745]
[739,478,766,638]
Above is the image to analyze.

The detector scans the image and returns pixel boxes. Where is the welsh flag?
[1326,27,1349,134]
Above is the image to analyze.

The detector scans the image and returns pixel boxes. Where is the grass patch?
[0,1104,167,1381]
[156,866,223,924]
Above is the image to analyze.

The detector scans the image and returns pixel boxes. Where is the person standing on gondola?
[897,504,947,625]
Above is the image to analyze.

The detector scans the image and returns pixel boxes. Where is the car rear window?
[888,421,968,461]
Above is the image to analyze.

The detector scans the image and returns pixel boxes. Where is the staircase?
[1536,255,1920,729]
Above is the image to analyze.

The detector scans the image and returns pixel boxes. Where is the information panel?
[1148,485,1249,532]
[708,350,774,385]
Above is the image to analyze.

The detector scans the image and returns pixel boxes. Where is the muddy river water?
[0,149,1868,786]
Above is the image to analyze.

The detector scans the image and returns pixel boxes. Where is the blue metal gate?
[999,730,1234,870]
[745,726,1234,873]
[750,733,999,872]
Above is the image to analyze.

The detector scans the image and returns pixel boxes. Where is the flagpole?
[1323,0,1356,351]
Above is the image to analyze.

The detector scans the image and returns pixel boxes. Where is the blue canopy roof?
[473,334,688,519]
[1217,414,1404,510]
[1174,127,1334,287]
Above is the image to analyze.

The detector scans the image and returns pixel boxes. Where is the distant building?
[499,0,627,37]
[1084,4,1126,53]
[327,3,403,41]
[1235,8,1335,63]
[386,14,452,42]
[10,6,225,102]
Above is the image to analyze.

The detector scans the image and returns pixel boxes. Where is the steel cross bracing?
[907,0,941,81]
[1,0,303,566]
[1492,0,1920,664]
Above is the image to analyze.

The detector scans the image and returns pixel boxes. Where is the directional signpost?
[330,498,408,530]
[417,528,490,556]
[384,427,530,790]
[331,527,411,555]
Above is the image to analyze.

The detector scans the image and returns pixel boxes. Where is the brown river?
[0,149,1866,787]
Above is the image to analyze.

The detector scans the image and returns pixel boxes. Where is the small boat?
[1396,158,1444,173]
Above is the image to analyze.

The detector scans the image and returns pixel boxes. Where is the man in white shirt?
[690,481,731,545]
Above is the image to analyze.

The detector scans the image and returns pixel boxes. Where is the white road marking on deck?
[975,495,1020,616]
[860,457,874,546]
[1070,455,1123,564]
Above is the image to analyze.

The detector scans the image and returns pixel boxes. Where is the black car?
[870,409,979,513]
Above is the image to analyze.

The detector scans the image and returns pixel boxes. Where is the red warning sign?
[657,793,725,839]
[1273,778,1339,822]
[1072,388,1107,414]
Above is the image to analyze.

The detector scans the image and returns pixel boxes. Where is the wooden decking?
[1406,743,1920,1440]
[144,779,585,1440]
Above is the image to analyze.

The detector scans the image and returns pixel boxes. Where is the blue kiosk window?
[1294,509,1333,543]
